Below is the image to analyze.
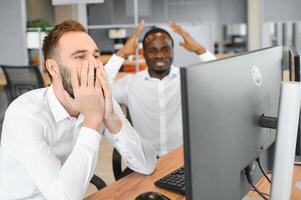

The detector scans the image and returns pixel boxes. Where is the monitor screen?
[180,46,283,199]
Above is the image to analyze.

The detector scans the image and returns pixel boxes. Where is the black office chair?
[90,175,107,190]
[112,106,134,180]
[0,65,107,190]
[0,65,44,103]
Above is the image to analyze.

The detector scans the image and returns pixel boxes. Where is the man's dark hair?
[142,27,174,50]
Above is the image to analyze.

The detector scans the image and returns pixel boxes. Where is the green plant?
[27,19,52,30]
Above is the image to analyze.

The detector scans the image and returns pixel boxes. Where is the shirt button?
[114,138,119,143]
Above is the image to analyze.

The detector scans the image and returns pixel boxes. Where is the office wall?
[88,0,246,52]
[54,5,77,24]
[26,0,54,24]
[263,0,301,21]
[0,0,28,65]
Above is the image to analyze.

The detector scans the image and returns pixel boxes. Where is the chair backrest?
[1,65,44,103]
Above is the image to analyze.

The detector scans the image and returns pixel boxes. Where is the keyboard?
[154,166,185,195]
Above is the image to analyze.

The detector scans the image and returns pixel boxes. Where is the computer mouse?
[135,191,171,200]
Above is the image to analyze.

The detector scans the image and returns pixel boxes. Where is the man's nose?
[156,51,164,59]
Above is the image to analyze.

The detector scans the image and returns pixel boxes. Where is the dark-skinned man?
[108,21,216,156]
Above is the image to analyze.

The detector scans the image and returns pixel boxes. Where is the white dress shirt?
[0,85,156,200]
[110,51,216,156]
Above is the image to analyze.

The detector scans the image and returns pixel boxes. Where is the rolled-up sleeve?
[198,50,217,62]
[104,54,125,84]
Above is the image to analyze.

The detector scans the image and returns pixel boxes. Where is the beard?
[59,64,74,98]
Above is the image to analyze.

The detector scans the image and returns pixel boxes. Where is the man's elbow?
[141,157,157,175]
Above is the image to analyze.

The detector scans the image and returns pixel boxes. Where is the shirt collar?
[46,85,72,123]
[140,65,180,80]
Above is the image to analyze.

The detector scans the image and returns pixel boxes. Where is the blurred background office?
[1,0,301,197]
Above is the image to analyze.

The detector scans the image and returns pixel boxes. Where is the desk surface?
[86,147,301,200]
[85,147,185,200]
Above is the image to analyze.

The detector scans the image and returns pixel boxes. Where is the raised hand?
[168,21,206,55]
[116,20,145,58]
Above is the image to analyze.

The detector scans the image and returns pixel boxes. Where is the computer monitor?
[180,46,283,199]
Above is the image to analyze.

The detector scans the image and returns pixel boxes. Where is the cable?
[245,166,269,200]
[256,157,272,183]
[251,188,270,197]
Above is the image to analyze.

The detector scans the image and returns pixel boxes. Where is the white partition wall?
[0,0,28,65]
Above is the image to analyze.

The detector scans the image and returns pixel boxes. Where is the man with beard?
[0,20,156,200]
[110,22,216,156]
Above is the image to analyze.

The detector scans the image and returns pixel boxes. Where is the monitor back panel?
[181,46,283,199]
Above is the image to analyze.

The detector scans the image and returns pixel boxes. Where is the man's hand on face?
[64,59,105,131]
[116,20,144,59]
[168,21,207,55]
[96,59,122,134]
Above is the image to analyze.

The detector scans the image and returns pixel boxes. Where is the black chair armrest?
[90,174,107,190]
[112,148,122,180]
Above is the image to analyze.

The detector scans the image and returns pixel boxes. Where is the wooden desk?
[86,146,301,200]
[85,147,185,200]
[0,73,5,88]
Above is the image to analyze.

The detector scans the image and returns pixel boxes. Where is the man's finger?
[95,60,103,88]
[98,64,111,97]
[132,20,144,38]
[169,21,186,36]
[87,59,95,87]
[81,60,89,87]
[99,63,109,83]
[179,40,185,47]
[99,72,111,100]
[96,68,104,97]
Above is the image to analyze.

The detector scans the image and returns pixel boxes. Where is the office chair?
[90,175,107,190]
[112,106,134,180]
[0,65,44,103]
[0,65,107,190]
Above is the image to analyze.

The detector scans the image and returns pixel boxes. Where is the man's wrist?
[83,116,103,132]
[104,113,122,134]
[195,47,206,55]
[116,49,127,59]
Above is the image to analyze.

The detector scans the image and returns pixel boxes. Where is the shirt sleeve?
[198,50,217,62]
[104,98,157,175]
[111,75,131,105]
[104,54,125,84]
[3,108,102,200]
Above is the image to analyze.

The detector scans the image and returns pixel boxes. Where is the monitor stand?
[270,82,301,200]
[295,155,301,165]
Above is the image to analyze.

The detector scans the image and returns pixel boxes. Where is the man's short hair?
[142,27,174,51]
[42,20,86,62]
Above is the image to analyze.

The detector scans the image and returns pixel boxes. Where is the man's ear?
[45,59,60,79]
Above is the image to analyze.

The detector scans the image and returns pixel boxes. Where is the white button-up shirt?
[111,51,216,156]
[0,85,156,200]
